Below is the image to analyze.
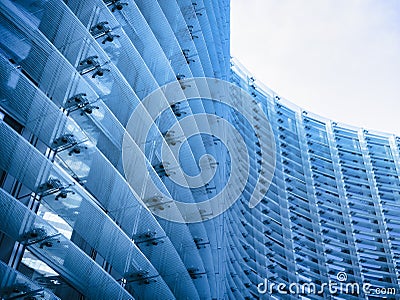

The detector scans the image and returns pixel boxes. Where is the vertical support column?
[295,111,329,284]
[326,123,364,294]
[267,99,297,285]
[359,131,399,283]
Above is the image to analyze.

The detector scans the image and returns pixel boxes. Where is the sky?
[231,0,400,135]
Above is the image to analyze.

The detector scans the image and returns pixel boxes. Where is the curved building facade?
[0,0,399,299]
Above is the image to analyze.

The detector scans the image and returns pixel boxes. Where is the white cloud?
[231,0,400,134]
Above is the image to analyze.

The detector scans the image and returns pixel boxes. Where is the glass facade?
[0,0,399,299]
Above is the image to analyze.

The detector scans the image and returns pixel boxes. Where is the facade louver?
[0,0,399,299]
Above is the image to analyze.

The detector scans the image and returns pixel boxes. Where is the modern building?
[0,0,399,299]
